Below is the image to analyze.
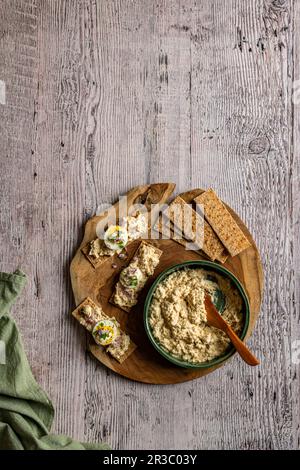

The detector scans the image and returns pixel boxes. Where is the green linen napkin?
[0,270,109,450]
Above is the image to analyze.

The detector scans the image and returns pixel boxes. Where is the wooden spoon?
[204,294,260,366]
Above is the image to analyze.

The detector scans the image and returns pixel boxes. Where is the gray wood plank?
[189,0,295,450]
[0,0,298,450]
[292,0,300,450]
[0,0,87,441]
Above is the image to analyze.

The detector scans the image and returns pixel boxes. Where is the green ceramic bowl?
[144,260,250,369]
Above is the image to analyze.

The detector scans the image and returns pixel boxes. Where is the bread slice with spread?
[110,240,163,312]
[72,297,136,363]
[81,211,148,268]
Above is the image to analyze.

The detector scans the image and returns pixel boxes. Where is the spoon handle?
[224,324,260,366]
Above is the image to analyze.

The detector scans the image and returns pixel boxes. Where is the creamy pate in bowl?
[144,261,250,368]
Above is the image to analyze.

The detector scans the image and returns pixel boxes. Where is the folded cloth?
[0,270,109,450]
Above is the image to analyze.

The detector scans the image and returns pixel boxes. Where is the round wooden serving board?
[70,184,263,384]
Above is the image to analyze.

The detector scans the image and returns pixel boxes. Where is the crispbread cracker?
[154,215,229,264]
[110,295,131,313]
[194,189,251,257]
[154,216,199,251]
[202,221,228,262]
[107,338,137,364]
[81,240,112,269]
[110,240,163,312]
[72,297,136,363]
[136,239,163,258]
[164,196,226,261]
[215,249,229,264]
[72,297,108,332]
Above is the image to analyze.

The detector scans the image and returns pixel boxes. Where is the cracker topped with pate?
[72,297,136,363]
[82,211,148,268]
[111,241,163,312]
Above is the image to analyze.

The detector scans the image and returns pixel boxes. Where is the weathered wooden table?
[0,0,299,450]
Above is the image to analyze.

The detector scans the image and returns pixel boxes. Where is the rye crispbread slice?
[81,239,113,269]
[107,335,137,364]
[153,215,228,264]
[110,240,163,312]
[71,297,136,363]
[72,297,108,332]
[162,196,226,262]
[194,189,251,257]
[215,248,229,264]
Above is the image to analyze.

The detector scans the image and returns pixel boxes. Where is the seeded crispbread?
[72,297,108,332]
[215,248,229,264]
[110,240,163,312]
[107,335,137,364]
[163,196,226,262]
[81,239,113,269]
[194,189,251,257]
[154,215,228,264]
[72,297,136,363]
[154,215,200,250]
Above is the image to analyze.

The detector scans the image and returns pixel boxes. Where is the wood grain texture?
[292,0,300,450]
[0,0,298,449]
